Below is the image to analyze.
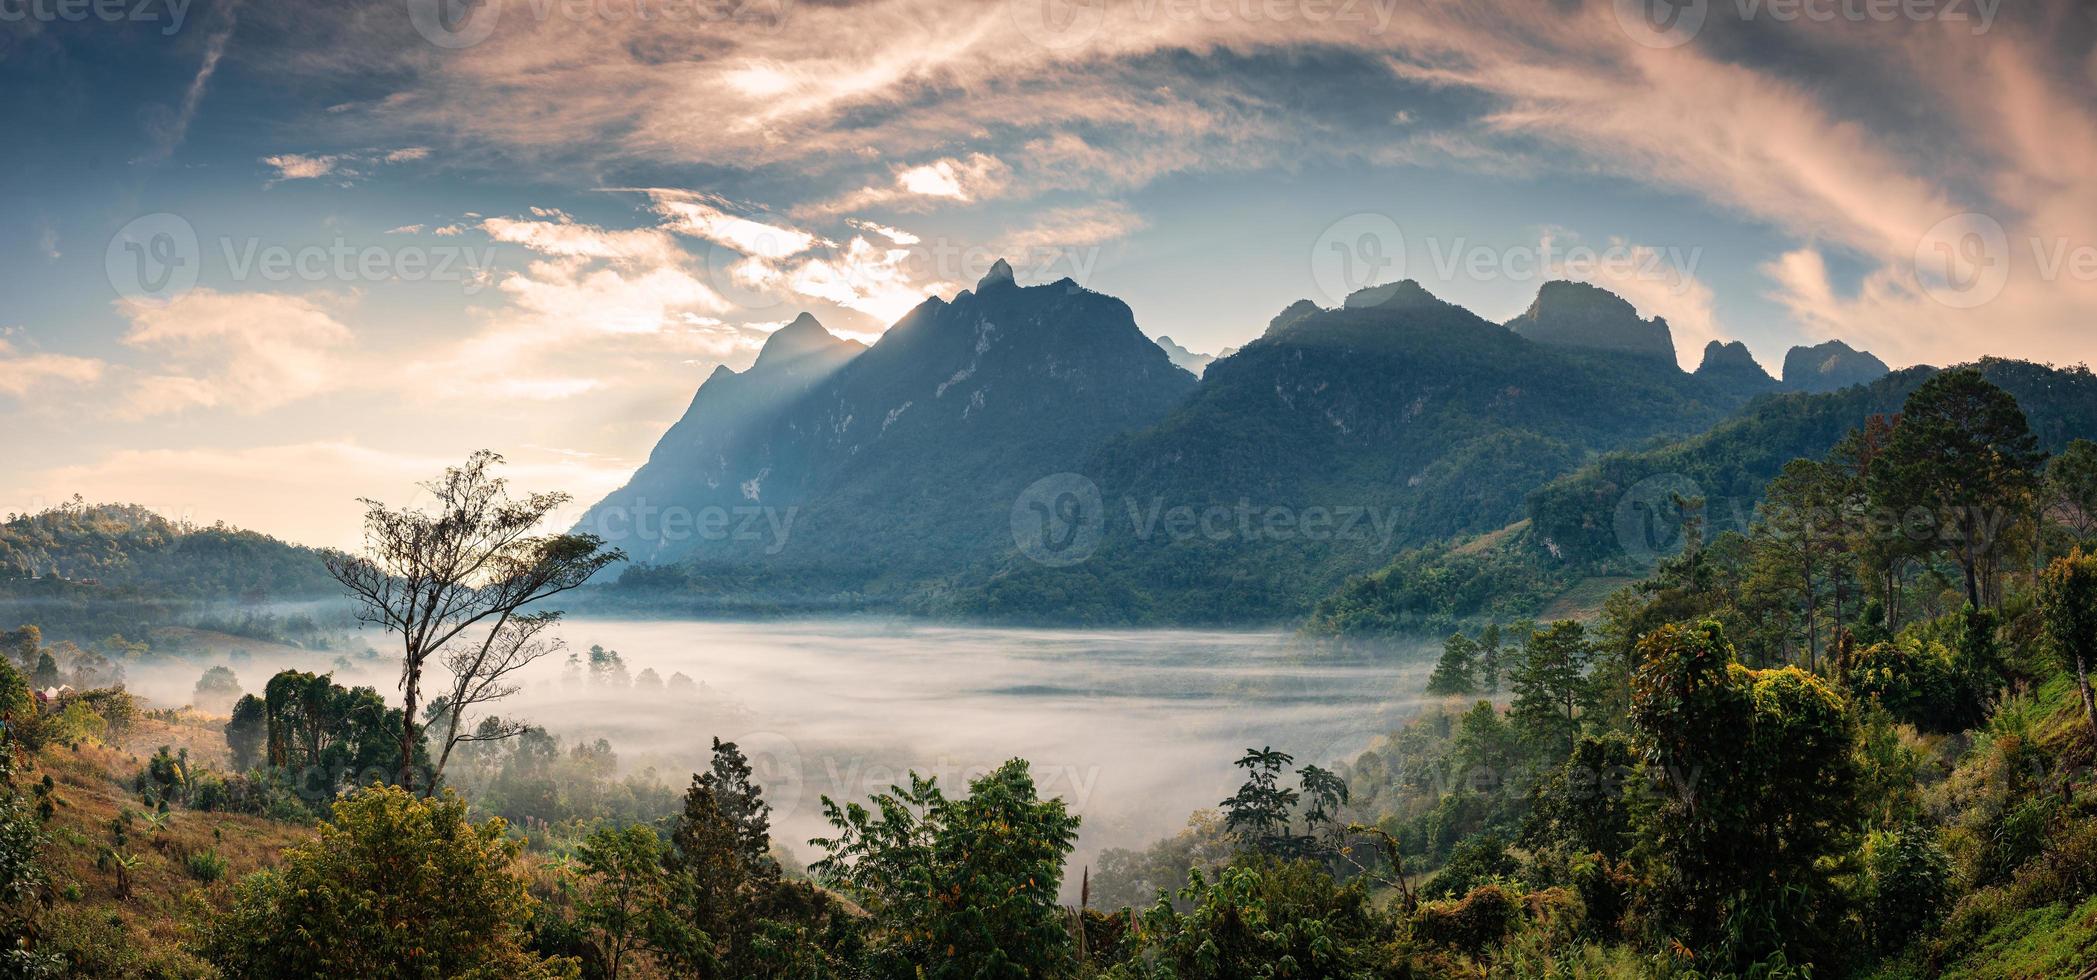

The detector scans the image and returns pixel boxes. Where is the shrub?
[1860,826,1952,954]
[198,784,577,979]
[186,850,227,884]
[1413,883,1521,957]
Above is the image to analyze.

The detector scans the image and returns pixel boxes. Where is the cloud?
[261,146,435,185]
[646,192,823,259]
[140,5,235,162]
[1002,202,1147,251]
[294,0,2093,368]
[780,235,954,329]
[262,153,343,182]
[482,212,684,265]
[115,289,355,416]
[395,209,742,405]
[0,338,105,399]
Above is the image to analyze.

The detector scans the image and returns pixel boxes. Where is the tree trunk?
[400,662,421,792]
[2078,652,2097,744]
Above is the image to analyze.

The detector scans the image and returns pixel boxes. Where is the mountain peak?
[1154,335,1217,376]
[978,258,1016,291]
[1695,340,1770,378]
[1782,339,1889,393]
[1506,280,1675,365]
[1268,299,1321,331]
[1342,279,1444,311]
[754,313,852,369]
[1692,340,1777,400]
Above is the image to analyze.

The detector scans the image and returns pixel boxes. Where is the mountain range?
[584,260,2062,626]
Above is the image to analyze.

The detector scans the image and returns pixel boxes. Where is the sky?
[1,0,2093,548]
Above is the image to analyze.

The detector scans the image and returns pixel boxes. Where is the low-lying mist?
[507,620,1437,875]
[132,618,1438,885]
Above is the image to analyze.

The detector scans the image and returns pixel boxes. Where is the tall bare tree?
[428,611,563,780]
[325,451,622,789]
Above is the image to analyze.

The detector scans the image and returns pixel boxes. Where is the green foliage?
[1090,810,1235,912]
[1509,620,1595,755]
[812,759,1079,980]
[2043,438,2097,547]
[1629,621,1862,967]
[223,694,266,772]
[185,849,228,884]
[249,670,413,808]
[2039,549,2097,740]
[1109,855,1397,979]
[1306,535,1573,636]
[650,737,856,977]
[1425,632,1479,696]
[1524,733,1639,862]
[1841,638,1969,732]
[1868,368,2044,608]
[199,784,576,979]
[1859,826,1951,956]
[192,666,242,714]
[1411,882,1522,959]
[444,724,678,830]
[571,825,675,980]
[1421,833,1518,900]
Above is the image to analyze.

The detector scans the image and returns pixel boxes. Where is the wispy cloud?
[140,3,237,162]
[115,289,355,416]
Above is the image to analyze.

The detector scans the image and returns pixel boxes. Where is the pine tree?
[1425,633,1479,696]
[1509,621,1594,757]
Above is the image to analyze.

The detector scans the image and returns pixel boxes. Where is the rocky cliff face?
[1693,339,1779,400]
[1505,280,1677,366]
[1782,339,1890,393]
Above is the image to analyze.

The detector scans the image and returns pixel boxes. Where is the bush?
[1861,826,1952,954]
[186,850,227,884]
[1413,883,1521,957]
[199,784,577,979]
